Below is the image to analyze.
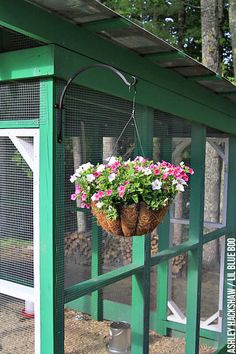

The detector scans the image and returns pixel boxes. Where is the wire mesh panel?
[0,137,34,286]
[0,131,39,354]
[0,80,40,121]
[55,80,135,290]
[0,26,43,53]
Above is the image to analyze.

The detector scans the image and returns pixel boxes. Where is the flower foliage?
[70,156,194,220]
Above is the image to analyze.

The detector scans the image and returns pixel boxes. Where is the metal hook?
[55,63,138,143]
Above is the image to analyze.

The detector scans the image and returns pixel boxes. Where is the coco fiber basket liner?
[92,202,169,237]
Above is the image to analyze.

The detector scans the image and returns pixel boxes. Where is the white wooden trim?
[0,129,38,136]
[168,300,186,321]
[222,139,229,227]
[172,138,191,161]
[9,136,34,171]
[0,279,34,302]
[33,130,40,354]
[201,312,219,326]
[207,139,226,161]
[170,218,224,229]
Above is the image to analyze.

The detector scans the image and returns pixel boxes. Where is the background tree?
[229,0,236,80]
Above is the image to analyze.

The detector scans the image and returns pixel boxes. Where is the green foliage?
[101,0,234,79]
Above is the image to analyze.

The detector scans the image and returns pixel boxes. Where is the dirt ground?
[0,299,215,354]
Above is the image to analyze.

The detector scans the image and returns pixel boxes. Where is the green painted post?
[91,125,103,321]
[131,105,153,354]
[185,124,206,354]
[219,135,236,350]
[39,79,64,354]
[91,220,103,320]
[155,129,172,336]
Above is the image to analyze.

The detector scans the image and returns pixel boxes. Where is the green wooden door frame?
[39,79,64,354]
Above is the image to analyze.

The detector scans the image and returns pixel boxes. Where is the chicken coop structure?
[0,1,236,354]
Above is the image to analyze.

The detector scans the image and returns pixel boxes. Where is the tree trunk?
[201,0,220,72]
[72,136,87,233]
[201,0,223,270]
[229,0,236,80]
[178,0,186,49]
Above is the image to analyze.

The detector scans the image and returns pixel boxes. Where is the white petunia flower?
[97,164,105,172]
[172,179,178,185]
[106,156,117,166]
[176,183,184,192]
[81,162,94,171]
[96,201,103,208]
[151,179,162,190]
[108,173,116,182]
[86,174,95,183]
[70,174,77,183]
[178,178,187,185]
[144,168,152,175]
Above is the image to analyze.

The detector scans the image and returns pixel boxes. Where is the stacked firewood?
[64,231,187,275]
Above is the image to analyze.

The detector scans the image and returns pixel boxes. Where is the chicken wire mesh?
[56,77,227,353]
[0,80,40,121]
[0,25,43,53]
[0,136,35,354]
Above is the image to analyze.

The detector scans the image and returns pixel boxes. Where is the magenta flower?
[81,193,87,201]
[118,185,126,198]
[106,189,113,196]
[97,191,105,198]
[81,202,86,208]
[93,171,101,178]
[162,173,168,180]
[154,168,161,175]
[70,194,77,201]
[75,184,82,194]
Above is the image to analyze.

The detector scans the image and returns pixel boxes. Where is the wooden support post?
[39,79,65,354]
[185,124,206,353]
[155,128,172,335]
[131,105,153,354]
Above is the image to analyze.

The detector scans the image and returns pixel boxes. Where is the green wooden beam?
[53,46,236,136]
[203,227,228,244]
[82,17,132,32]
[145,51,187,62]
[155,133,172,335]
[1,0,236,126]
[131,105,153,354]
[64,263,143,304]
[0,45,54,81]
[151,240,198,266]
[185,124,206,354]
[0,119,39,128]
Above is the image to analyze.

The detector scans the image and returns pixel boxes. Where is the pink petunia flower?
[97,191,105,198]
[75,184,82,194]
[106,190,113,196]
[81,193,87,201]
[70,194,77,201]
[118,185,126,198]
[162,173,168,180]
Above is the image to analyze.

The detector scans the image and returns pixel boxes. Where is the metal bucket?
[106,321,131,354]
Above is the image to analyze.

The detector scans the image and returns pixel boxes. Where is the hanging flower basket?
[70,156,194,237]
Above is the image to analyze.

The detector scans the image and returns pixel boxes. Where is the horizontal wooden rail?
[203,227,228,244]
[151,240,198,266]
[64,263,143,303]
